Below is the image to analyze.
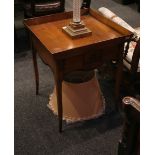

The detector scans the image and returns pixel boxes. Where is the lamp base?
[62,21,92,39]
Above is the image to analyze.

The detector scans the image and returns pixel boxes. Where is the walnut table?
[24,8,133,132]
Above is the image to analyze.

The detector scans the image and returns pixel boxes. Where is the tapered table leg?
[115,61,123,100]
[115,48,124,109]
[32,44,39,95]
[55,73,63,133]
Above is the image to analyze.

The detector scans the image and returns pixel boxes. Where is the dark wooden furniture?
[122,0,135,5]
[24,0,65,18]
[81,0,91,9]
[118,96,140,155]
[123,36,140,96]
[122,0,140,12]
[24,0,92,18]
[24,8,133,132]
[124,38,140,75]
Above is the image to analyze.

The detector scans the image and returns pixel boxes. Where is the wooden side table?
[24,8,133,132]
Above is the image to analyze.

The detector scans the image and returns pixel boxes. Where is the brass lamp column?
[62,0,92,39]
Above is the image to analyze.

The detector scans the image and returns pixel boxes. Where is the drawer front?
[84,44,121,69]
[63,44,122,73]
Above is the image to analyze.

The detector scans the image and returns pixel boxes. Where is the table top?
[24,9,132,58]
